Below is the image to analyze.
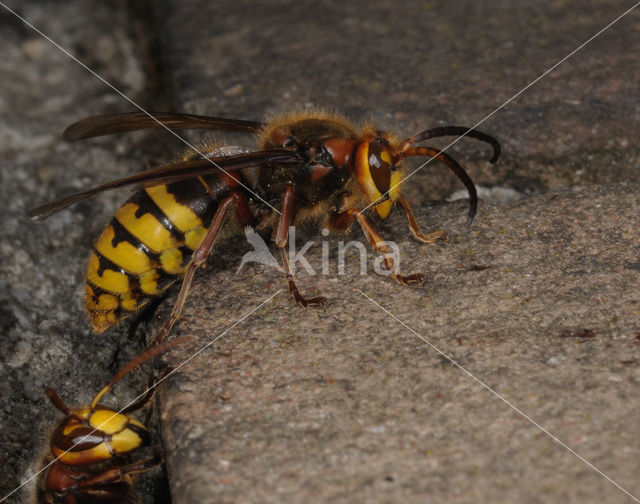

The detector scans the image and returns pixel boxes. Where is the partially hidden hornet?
[30,110,500,344]
[39,337,186,503]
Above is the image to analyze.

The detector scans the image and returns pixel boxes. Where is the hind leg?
[150,192,253,346]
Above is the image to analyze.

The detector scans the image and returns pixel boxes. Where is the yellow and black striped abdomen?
[85,177,223,333]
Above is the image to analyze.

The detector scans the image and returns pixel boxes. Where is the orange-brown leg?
[46,456,162,503]
[276,185,327,308]
[76,455,162,497]
[328,207,423,286]
[396,195,447,243]
[151,192,253,345]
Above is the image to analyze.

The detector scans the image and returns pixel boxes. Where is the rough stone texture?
[156,181,640,504]
[160,0,640,200]
[154,1,640,502]
[1,0,639,503]
[0,1,168,502]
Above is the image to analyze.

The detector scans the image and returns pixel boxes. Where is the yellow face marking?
[355,142,380,203]
[160,248,185,274]
[184,226,207,250]
[375,171,404,219]
[115,202,178,253]
[355,142,403,220]
[53,443,112,465]
[90,409,129,434]
[146,185,202,232]
[86,253,130,294]
[375,200,392,219]
[95,226,152,274]
[111,428,145,453]
[52,410,114,464]
[111,417,147,454]
[85,409,147,454]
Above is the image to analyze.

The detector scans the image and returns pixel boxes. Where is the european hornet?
[39,337,186,503]
[30,110,500,344]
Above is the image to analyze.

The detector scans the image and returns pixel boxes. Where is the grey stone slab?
[3,0,639,503]
[0,1,167,502]
[156,181,640,503]
[161,0,639,200]
[152,1,640,502]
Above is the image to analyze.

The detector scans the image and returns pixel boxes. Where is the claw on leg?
[354,211,424,283]
[278,248,327,309]
[396,195,447,244]
[393,272,423,286]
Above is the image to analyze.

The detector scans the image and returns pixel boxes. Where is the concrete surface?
[156,2,640,501]
[0,1,169,502]
[161,0,640,198]
[157,181,640,503]
[0,0,638,503]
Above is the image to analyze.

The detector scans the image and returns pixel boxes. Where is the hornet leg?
[396,195,447,243]
[328,207,423,286]
[276,185,327,308]
[151,192,253,345]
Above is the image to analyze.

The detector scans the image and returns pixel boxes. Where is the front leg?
[276,185,327,308]
[328,207,423,286]
[396,195,447,243]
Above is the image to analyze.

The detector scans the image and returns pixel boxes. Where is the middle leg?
[276,184,327,308]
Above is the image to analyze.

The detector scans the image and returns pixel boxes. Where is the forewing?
[29,149,301,221]
[63,112,264,141]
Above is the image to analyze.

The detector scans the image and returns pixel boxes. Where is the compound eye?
[368,140,392,194]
